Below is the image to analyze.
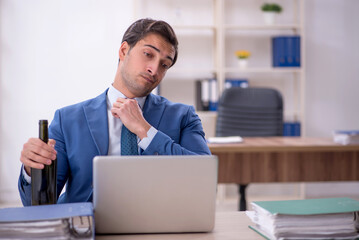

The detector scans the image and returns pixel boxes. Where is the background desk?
[208,137,359,183]
[209,137,359,210]
[96,212,261,240]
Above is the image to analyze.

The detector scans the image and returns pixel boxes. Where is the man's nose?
[146,62,159,76]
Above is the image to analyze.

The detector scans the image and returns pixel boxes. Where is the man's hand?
[111,98,151,139]
[20,138,57,176]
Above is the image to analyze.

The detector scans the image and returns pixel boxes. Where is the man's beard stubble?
[121,70,155,98]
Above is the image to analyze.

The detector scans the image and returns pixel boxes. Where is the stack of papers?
[0,202,94,239]
[246,198,359,240]
[207,136,243,144]
[333,130,359,145]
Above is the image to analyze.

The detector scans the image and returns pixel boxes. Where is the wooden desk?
[208,137,359,184]
[96,212,261,240]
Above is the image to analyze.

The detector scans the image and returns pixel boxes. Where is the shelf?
[284,110,302,120]
[168,67,302,76]
[225,67,302,74]
[167,67,216,74]
[134,0,305,135]
[197,111,218,117]
[224,24,301,31]
[197,110,302,120]
[173,25,216,31]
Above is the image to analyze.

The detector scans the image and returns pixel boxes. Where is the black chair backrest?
[216,87,283,137]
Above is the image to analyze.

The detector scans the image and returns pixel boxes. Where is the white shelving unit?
[133,0,305,137]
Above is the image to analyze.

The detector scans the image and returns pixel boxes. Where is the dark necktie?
[121,125,139,155]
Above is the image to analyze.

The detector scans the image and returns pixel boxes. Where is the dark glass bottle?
[31,120,57,205]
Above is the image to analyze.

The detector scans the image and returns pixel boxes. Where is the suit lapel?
[83,89,109,155]
[143,94,166,129]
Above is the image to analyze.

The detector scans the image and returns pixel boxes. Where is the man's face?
[118,33,176,98]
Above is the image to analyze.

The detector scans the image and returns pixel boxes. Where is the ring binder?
[0,202,94,239]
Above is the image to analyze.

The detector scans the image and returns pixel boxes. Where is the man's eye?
[144,52,151,57]
[162,63,170,69]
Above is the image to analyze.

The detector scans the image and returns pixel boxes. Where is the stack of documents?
[246,198,359,240]
[207,136,243,144]
[0,202,94,239]
[333,130,359,145]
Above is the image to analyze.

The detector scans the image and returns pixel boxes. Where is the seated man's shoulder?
[151,94,193,111]
[58,90,106,114]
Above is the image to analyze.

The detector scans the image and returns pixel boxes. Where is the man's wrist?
[138,126,158,150]
[137,123,152,140]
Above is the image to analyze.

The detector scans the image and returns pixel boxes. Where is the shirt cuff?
[22,165,32,184]
[138,126,158,151]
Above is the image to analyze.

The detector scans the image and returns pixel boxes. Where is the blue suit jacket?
[18,89,211,206]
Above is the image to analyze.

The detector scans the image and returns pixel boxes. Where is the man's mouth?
[141,74,155,84]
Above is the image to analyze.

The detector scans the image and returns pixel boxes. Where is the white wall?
[303,0,359,198]
[0,0,133,202]
[305,0,359,137]
[1,0,359,203]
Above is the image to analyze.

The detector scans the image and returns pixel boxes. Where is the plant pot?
[263,12,277,25]
[238,59,248,69]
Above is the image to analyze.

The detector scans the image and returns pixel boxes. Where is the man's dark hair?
[121,18,178,67]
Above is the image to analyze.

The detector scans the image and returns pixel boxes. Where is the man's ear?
[119,41,129,61]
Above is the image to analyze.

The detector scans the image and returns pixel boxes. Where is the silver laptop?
[93,155,218,234]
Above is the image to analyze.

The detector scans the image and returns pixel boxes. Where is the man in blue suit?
[18,18,211,206]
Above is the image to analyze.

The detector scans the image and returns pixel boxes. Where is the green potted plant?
[261,3,283,25]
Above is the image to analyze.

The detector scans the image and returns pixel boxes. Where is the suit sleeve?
[18,166,32,206]
[142,106,211,155]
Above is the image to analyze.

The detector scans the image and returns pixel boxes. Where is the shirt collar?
[107,84,147,110]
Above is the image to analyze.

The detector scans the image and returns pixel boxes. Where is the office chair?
[216,87,283,211]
